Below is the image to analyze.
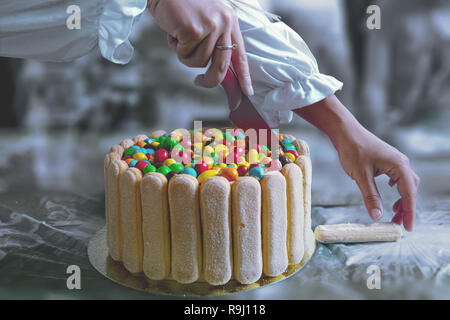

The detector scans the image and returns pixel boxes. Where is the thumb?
[356,172,383,221]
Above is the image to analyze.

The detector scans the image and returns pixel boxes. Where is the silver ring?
[216,44,237,50]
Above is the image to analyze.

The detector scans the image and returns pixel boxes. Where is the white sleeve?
[224,0,343,127]
[0,0,147,64]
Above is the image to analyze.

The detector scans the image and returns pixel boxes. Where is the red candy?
[154,149,169,163]
[237,165,248,176]
[249,163,262,170]
[194,161,209,175]
[135,161,149,171]
[285,150,299,159]
[225,152,240,165]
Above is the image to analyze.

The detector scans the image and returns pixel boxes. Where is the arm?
[0,0,147,64]
[294,95,419,231]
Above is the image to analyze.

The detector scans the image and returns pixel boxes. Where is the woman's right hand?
[148,0,254,96]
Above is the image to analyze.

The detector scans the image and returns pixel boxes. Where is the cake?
[104,128,314,286]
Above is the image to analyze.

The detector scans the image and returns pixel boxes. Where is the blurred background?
[0,0,449,299]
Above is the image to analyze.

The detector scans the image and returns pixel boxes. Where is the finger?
[392,198,401,213]
[392,206,403,225]
[356,171,383,221]
[195,32,232,88]
[396,168,417,231]
[230,18,253,96]
[175,24,210,65]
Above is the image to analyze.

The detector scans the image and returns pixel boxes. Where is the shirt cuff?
[98,0,148,64]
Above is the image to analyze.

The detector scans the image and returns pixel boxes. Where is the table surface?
[1,126,449,299]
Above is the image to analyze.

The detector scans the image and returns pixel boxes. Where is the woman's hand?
[148,0,254,96]
[295,95,419,231]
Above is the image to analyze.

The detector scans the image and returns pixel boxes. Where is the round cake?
[104,128,314,286]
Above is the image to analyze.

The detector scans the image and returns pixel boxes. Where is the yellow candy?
[218,163,227,169]
[185,163,193,168]
[151,141,160,148]
[193,132,204,143]
[214,144,228,153]
[202,156,214,168]
[203,145,214,156]
[133,152,148,161]
[197,169,218,184]
[193,142,204,151]
[247,149,259,164]
[163,158,176,167]
[238,160,250,168]
[285,152,296,162]
[261,156,272,165]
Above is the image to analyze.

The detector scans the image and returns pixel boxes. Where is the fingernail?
[246,85,254,96]
[371,208,382,220]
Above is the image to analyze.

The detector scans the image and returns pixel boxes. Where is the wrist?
[294,95,362,149]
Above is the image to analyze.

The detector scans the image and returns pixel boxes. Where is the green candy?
[157,165,171,175]
[170,163,184,173]
[143,165,156,174]
[173,144,184,152]
[224,132,235,142]
[124,148,135,157]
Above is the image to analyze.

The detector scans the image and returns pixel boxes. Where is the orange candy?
[137,141,146,148]
[219,167,239,182]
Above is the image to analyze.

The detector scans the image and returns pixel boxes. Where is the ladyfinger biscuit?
[150,130,166,138]
[231,177,262,284]
[109,144,124,156]
[281,163,305,265]
[260,171,288,277]
[106,160,128,261]
[168,174,202,284]
[120,138,135,150]
[141,172,170,280]
[120,168,144,273]
[293,138,310,156]
[295,155,314,259]
[314,222,403,243]
[133,134,148,143]
[200,177,232,285]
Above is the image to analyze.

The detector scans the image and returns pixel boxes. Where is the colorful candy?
[249,166,264,179]
[182,167,198,178]
[197,169,219,184]
[220,167,239,181]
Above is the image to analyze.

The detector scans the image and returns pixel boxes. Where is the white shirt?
[0,0,342,127]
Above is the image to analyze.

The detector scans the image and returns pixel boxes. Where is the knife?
[221,67,279,148]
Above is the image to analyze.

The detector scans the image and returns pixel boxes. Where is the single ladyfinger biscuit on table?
[281,163,305,265]
[106,160,128,261]
[260,171,289,277]
[231,177,262,285]
[120,138,135,150]
[168,174,202,284]
[314,222,403,243]
[120,168,144,273]
[133,134,148,143]
[295,155,314,259]
[150,130,166,138]
[141,172,170,280]
[200,176,233,285]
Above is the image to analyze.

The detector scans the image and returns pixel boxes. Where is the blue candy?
[182,167,198,178]
[129,160,138,167]
[249,166,264,179]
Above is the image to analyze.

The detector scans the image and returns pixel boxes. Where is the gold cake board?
[88,226,316,297]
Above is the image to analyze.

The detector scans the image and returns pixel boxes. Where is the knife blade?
[221,67,279,148]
